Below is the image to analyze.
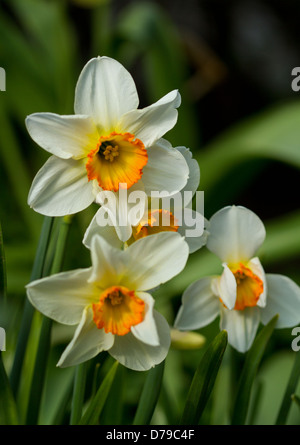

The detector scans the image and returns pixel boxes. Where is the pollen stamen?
[85,132,148,191]
[102,144,120,162]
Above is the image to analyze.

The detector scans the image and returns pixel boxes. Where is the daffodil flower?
[174,206,300,352]
[83,146,208,250]
[26,56,189,216]
[26,232,189,370]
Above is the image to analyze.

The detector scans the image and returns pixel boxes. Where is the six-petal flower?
[26,232,189,371]
[174,206,300,352]
[26,56,188,217]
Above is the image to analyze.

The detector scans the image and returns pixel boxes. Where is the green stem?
[70,362,88,425]
[275,351,300,425]
[25,215,73,425]
[9,216,54,398]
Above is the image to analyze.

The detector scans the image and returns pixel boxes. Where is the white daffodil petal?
[207,206,266,264]
[25,113,96,159]
[97,182,146,243]
[176,146,200,199]
[131,292,159,346]
[88,235,127,287]
[119,90,181,147]
[121,231,189,291]
[28,155,95,216]
[248,257,267,308]
[220,306,260,353]
[260,274,300,328]
[83,212,123,250]
[26,268,95,325]
[177,209,207,253]
[174,277,220,330]
[141,139,189,196]
[57,306,114,368]
[74,56,139,129]
[109,310,170,371]
[215,264,237,310]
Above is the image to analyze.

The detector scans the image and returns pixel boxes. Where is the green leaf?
[25,216,72,424]
[99,363,124,425]
[79,361,119,425]
[291,394,300,411]
[0,354,18,425]
[133,361,165,425]
[180,330,228,425]
[70,362,88,425]
[9,216,54,398]
[9,0,76,113]
[276,350,300,424]
[231,315,279,425]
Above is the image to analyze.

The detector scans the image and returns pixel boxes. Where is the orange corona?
[132,209,179,241]
[230,263,264,310]
[86,132,148,192]
[92,285,145,336]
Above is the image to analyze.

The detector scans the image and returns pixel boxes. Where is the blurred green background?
[0,0,300,425]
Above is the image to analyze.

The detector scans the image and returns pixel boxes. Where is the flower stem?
[9,216,54,398]
[275,350,300,425]
[70,362,88,425]
[25,215,73,425]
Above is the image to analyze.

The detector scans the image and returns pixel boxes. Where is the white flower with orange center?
[83,146,208,251]
[174,206,300,352]
[26,56,189,216]
[26,231,189,370]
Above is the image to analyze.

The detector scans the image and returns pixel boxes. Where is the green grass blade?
[25,216,72,424]
[70,362,88,425]
[180,330,228,425]
[0,353,18,425]
[99,364,124,425]
[291,394,300,411]
[133,361,165,425]
[25,316,52,425]
[231,315,279,425]
[275,350,300,424]
[9,216,54,398]
[79,361,119,425]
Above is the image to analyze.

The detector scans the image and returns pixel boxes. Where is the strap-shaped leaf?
[291,394,300,411]
[79,361,119,425]
[133,361,165,425]
[231,315,278,425]
[0,354,18,425]
[276,349,300,424]
[180,330,228,425]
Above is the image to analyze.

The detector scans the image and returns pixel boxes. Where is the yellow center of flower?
[229,263,263,310]
[132,209,179,241]
[92,285,145,335]
[86,132,148,192]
